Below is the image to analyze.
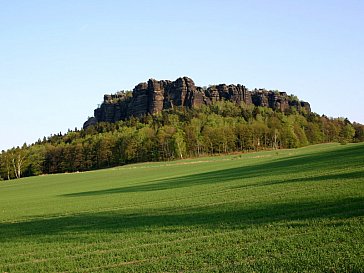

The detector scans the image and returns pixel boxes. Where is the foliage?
[0,102,363,179]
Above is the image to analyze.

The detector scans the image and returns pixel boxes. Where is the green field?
[0,143,363,272]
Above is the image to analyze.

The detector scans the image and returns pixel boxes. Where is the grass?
[0,143,363,272]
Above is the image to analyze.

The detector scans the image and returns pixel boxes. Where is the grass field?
[0,143,363,272]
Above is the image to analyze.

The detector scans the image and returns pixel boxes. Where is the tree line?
[1,101,364,180]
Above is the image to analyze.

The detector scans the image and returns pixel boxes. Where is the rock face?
[84,77,311,127]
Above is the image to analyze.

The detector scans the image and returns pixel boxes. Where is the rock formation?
[84,77,311,128]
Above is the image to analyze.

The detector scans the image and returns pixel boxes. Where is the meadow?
[0,143,363,272]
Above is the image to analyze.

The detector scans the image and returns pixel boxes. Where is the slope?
[0,143,363,272]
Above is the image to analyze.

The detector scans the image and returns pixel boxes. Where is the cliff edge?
[84,77,311,128]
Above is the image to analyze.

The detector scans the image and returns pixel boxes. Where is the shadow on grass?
[232,169,364,190]
[0,196,363,242]
[62,144,364,196]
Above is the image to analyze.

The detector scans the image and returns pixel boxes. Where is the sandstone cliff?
[84,77,311,128]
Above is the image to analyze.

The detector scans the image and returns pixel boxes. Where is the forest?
[1,101,364,180]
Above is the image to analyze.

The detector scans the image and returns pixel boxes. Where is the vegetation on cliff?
[1,99,363,180]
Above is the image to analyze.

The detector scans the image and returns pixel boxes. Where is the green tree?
[267,116,282,149]
[25,145,46,176]
[280,126,299,148]
[235,123,254,150]
[293,124,308,147]
[137,126,157,162]
[353,122,364,142]
[184,118,203,156]
[306,123,324,144]
[2,97,361,179]
[251,120,268,150]
[0,151,12,180]
[10,146,28,179]
[157,126,176,160]
[173,129,186,159]
[340,124,355,143]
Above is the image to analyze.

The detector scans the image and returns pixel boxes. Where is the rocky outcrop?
[93,92,131,122]
[84,77,311,127]
[204,84,251,105]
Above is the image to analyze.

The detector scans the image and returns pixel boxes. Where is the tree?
[134,126,157,162]
[44,144,64,174]
[267,116,282,149]
[184,118,203,156]
[25,145,46,176]
[0,152,12,180]
[353,122,364,142]
[305,123,324,144]
[93,134,113,168]
[0,99,361,179]
[251,120,268,150]
[340,124,355,143]
[280,126,299,148]
[122,128,139,163]
[173,129,186,159]
[157,126,176,160]
[201,126,215,154]
[293,124,308,147]
[11,146,28,179]
[324,121,340,142]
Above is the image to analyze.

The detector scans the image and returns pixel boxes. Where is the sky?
[1,0,363,151]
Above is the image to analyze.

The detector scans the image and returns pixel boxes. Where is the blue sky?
[1,0,363,151]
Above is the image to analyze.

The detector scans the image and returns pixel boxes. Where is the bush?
[340,139,348,145]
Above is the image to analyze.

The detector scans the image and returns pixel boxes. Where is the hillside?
[1,77,363,180]
[0,143,363,272]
